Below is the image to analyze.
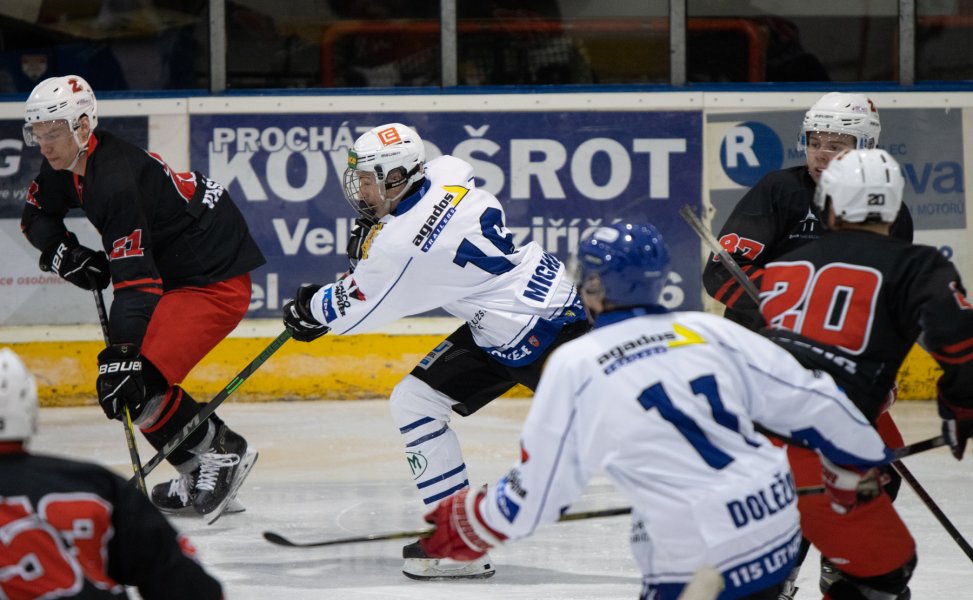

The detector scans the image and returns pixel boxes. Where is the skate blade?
[205,449,258,526]
[401,557,495,581]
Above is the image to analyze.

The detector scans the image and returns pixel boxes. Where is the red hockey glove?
[820,456,882,515]
[938,397,973,461]
[420,487,506,561]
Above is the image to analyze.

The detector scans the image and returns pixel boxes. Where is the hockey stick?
[92,284,148,496]
[261,436,946,549]
[128,329,291,484]
[891,458,973,560]
[680,204,973,562]
[679,204,760,304]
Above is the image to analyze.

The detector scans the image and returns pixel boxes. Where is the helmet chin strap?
[65,130,90,172]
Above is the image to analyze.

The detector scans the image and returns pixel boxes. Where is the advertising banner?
[190,111,704,318]
[706,107,966,276]
[0,117,146,326]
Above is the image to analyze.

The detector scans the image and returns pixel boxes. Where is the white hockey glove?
[820,456,882,515]
[420,487,506,561]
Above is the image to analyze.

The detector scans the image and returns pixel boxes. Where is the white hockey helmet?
[0,348,39,443]
[23,75,98,147]
[798,92,880,151]
[342,123,426,221]
[813,149,904,224]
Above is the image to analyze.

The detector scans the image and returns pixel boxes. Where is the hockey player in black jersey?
[703,92,913,331]
[20,75,264,522]
[701,93,914,599]
[759,149,973,600]
[0,347,224,599]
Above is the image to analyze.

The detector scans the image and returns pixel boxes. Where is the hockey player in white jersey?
[418,222,895,599]
[281,123,588,579]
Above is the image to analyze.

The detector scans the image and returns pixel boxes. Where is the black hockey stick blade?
[264,527,433,548]
[129,329,291,484]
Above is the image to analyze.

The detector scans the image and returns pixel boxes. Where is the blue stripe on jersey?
[416,463,467,490]
[392,179,432,215]
[483,297,586,368]
[399,416,435,434]
[790,428,894,467]
[405,424,449,447]
[423,480,469,505]
[340,257,414,334]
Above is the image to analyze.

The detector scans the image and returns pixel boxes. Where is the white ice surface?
[33,399,973,599]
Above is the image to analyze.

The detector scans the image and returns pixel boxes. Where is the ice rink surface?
[34,399,973,599]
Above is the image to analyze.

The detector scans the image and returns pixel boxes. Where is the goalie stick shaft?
[681,204,973,563]
[92,285,148,496]
[129,329,291,484]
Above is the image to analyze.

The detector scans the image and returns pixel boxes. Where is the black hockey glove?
[938,397,973,460]
[96,344,147,421]
[347,217,374,272]
[39,232,110,291]
[283,284,330,342]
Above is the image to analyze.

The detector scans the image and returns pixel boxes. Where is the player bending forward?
[282,123,588,579]
[20,76,262,522]
[420,223,893,600]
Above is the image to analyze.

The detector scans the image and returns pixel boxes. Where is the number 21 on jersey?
[760,261,881,354]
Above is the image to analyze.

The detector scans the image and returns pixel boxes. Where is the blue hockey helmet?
[575,222,670,308]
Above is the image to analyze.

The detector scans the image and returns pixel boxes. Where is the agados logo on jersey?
[412,185,468,251]
[598,323,706,374]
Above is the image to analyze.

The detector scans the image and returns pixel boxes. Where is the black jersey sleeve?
[890,202,914,243]
[20,168,76,254]
[702,173,795,328]
[908,256,973,409]
[108,475,223,599]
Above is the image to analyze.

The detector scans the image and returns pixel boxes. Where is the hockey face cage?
[342,160,417,222]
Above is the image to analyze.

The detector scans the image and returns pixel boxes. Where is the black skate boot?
[401,540,495,580]
[192,423,258,524]
[151,469,246,516]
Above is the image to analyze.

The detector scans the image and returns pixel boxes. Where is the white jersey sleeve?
[309,155,584,366]
[477,309,891,583]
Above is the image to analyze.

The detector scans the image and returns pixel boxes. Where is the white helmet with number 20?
[23,75,98,147]
[343,123,426,221]
[799,92,880,151]
[0,348,39,442]
[813,149,904,224]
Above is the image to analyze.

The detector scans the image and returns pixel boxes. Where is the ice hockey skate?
[150,471,245,516]
[401,540,495,580]
[191,423,258,524]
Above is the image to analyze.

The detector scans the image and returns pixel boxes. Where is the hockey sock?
[138,386,216,467]
[391,375,470,506]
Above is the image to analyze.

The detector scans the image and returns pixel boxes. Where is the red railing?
[320,18,768,86]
